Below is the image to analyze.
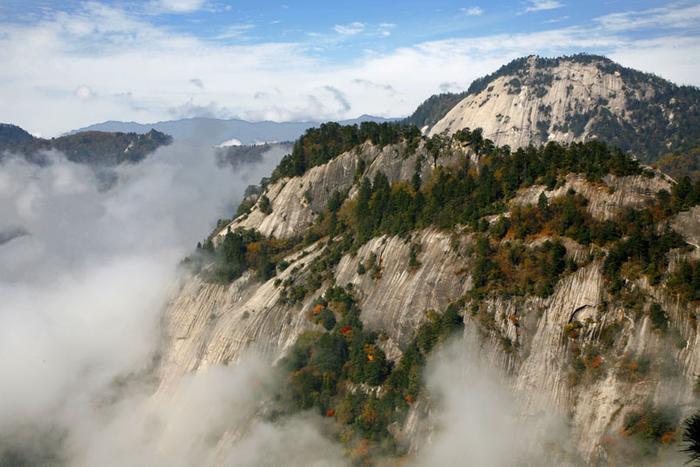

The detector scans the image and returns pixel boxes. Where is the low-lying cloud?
[412,333,577,466]
[0,141,287,464]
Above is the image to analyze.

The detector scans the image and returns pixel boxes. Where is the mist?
[0,141,289,464]
[412,332,579,466]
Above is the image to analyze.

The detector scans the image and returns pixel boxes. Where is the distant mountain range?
[69,115,398,146]
[0,115,395,167]
[0,124,172,165]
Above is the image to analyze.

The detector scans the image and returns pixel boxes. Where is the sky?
[0,0,699,136]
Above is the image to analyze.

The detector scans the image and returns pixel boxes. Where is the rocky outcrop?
[673,206,700,249]
[513,172,672,220]
[217,141,460,240]
[431,57,631,146]
[427,55,700,164]
[334,229,471,348]
[158,227,469,391]
[157,243,327,391]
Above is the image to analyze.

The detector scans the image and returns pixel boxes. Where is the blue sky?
[1,0,699,135]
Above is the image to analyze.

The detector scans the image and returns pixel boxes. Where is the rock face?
[427,55,700,163]
[159,139,463,388]
[512,172,672,220]
[217,141,458,240]
[157,137,699,463]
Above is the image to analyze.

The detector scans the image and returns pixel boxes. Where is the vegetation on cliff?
[194,124,700,319]
[271,121,420,181]
[178,114,700,465]
[276,285,463,461]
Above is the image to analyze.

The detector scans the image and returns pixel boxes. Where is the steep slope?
[655,148,700,182]
[157,122,700,464]
[426,54,700,163]
[0,125,172,165]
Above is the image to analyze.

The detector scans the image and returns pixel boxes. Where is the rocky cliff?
[156,127,700,464]
[424,55,700,163]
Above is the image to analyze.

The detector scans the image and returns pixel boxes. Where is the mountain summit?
[414,54,699,163]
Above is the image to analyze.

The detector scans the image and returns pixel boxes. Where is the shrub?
[259,195,272,214]
[649,303,669,332]
[623,404,679,444]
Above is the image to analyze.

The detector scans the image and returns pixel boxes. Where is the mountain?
[160,114,700,464]
[409,54,700,163]
[0,124,172,165]
[0,123,35,146]
[70,114,398,147]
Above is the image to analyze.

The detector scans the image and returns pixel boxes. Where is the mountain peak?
[421,53,699,162]
[0,123,35,145]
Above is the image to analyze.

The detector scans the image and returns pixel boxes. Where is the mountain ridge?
[160,116,700,464]
[68,114,399,146]
[409,54,700,163]
[0,125,172,165]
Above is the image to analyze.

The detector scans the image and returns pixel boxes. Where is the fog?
[0,142,297,465]
[412,333,578,466]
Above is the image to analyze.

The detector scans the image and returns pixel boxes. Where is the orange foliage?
[360,404,378,424]
[352,439,370,460]
[404,395,414,404]
[312,304,324,315]
[326,408,336,417]
[661,430,677,445]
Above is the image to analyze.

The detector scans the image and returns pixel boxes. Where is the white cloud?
[215,23,255,40]
[333,21,365,35]
[595,3,700,32]
[74,85,95,100]
[413,336,577,465]
[525,0,564,13]
[544,15,569,24]
[0,3,698,136]
[462,6,484,16]
[378,22,396,37]
[152,0,206,13]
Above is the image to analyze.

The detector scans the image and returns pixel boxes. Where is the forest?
[193,125,700,313]
[178,119,700,465]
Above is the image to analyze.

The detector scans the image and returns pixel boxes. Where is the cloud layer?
[0,141,288,463]
[0,2,698,136]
